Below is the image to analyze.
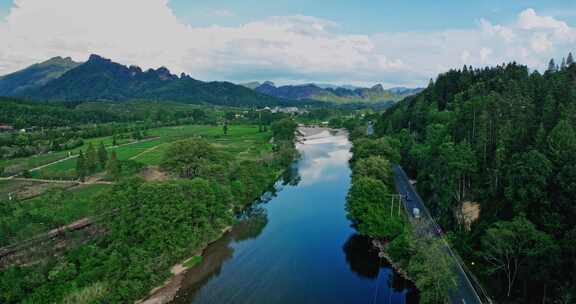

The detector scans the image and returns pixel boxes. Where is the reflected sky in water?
[172,129,418,304]
[296,131,351,186]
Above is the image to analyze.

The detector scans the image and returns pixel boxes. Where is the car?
[412,207,421,219]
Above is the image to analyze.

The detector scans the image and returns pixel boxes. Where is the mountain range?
[0,55,292,107]
[241,81,422,104]
[0,55,420,107]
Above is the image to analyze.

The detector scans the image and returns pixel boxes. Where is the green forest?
[354,55,576,303]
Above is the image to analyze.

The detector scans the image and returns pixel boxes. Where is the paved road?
[392,165,484,304]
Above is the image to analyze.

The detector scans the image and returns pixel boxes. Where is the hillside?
[0,57,81,96]
[243,81,421,104]
[376,59,576,303]
[5,55,299,107]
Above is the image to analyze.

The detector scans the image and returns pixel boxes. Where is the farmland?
[0,183,112,247]
[1,124,272,179]
[0,124,274,247]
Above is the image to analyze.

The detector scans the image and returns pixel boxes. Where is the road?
[392,165,485,304]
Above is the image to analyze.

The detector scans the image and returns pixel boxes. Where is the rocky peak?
[370,84,384,92]
[87,54,112,64]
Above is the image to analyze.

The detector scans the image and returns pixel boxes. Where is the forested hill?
[247,81,421,105]
[3,55,301,107]
[376,54,576,303]
[0,56,81,96]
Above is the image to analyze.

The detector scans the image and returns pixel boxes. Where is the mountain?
[250,82,421,104]
[6,55,296,107]
[239,81,262,90]
[0,57,81,96]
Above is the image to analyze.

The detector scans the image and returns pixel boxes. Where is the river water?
[172,128,418,304]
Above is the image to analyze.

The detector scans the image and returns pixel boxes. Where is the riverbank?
[137,226,233,304]
[372,239,413,282]
[137,127,309,304]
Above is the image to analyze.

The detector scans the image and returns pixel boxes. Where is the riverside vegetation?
[0,100,298,303]
[346,54,576,304]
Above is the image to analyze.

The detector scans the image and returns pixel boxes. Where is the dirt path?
[4,177,114,185]
[130,143,165,160]
[4,136,161,179]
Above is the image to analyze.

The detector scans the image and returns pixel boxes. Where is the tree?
[353,156,392,183]
[504,150,552,213]
[132,128,143,140]
[85,143,97,174]
[408,238,457,304]
[76,150,87,181]
[346,176,400,238]
[481,217,555,298]
[547,120,576,165]
[352,137,401,163]
[271,118,297,141]
[547,59,558,72]
[225,112,236,121]
[192,109,206,122]
[567,52,574,66]
[98,142,108,169]
[223,121,228,135]
[106,151,121,180]
[161,139,218,178]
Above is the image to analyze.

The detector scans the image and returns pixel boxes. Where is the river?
[171,128,418,304]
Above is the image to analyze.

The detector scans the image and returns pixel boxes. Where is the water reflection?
[172,129,418,304]
[233,207,268,242]
[342,234,381,279]
[296,131,351,186]
[172,207,269,304]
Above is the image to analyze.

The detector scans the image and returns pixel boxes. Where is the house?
[0,124,15,133]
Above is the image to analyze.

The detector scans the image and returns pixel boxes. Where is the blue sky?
[168,0,576,33]
[0,0,575,87]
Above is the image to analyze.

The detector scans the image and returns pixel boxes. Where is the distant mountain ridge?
[0,55,298,107]
[241,81,422,104]
[0,57,81,96]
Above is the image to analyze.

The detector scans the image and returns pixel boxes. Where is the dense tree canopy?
[376,55,576,303]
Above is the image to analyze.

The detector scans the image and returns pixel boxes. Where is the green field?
[0,124,274,246]
[0,183,112,246]
[0,135,133,177]
[0,179,77,201]
[35,124,273,176]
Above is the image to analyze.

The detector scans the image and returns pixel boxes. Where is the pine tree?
[97,142,108,169]
[76,150,87,182]
[547,59,557,72]
[86,143,97,174]
[106,151,121,180]
[112,134,118,146]
[567,52,574,66]
[223,121,229,135]
[561,58,567,70]
[534,123,546,150]
[547,120,576,165]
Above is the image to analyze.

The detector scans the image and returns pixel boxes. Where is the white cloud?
[0,2,575,87]
[480,47,493,63]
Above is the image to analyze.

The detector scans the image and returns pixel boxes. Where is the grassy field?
[0,179,77,201]
[0,183,112,246]
[0,135,133,177]
[35,124,273,176]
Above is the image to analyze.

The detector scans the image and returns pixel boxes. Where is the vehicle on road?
[412,207,421,219]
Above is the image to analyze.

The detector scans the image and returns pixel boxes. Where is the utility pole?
[390,195,394,217]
